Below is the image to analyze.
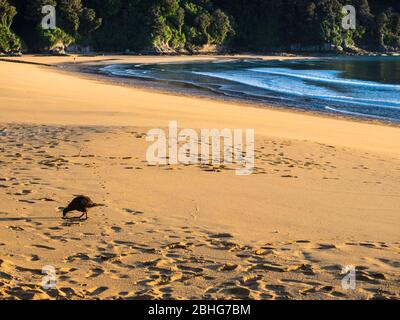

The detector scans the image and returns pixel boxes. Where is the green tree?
[209,9,234,45]
[58,0,82,34]
[375,11,389,49]
[195,11,212,43]
[6,0,400,53]
[38,25,74,52]
[78,7,102,44]
[24,0,56,24]
[0,0,16,28]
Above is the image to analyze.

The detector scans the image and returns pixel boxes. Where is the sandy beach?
[0,55,399,300]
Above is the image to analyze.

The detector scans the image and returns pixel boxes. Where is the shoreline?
[74,64,400,129]
[52,55,400,129]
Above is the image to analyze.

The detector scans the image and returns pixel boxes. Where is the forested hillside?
[1,0,399,54]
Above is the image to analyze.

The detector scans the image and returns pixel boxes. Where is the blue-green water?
[100,57,400,123]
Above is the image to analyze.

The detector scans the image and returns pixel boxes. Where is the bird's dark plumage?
[62,196,103,220]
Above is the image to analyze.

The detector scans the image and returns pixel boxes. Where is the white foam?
[250,68,400,90]
[193,70,400,108]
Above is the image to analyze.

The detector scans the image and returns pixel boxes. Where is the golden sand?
[0,56,399,300]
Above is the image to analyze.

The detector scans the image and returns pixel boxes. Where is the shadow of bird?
[62,195,105,220]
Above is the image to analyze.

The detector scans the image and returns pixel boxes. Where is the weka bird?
[62,196,103,220]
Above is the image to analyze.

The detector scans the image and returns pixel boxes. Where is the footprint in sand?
[0,259,14,280]
[377,258,400,268]
[123,208,144,215]
[59,287,85,299]
[87,287,109,297]
[87,268,105,278]
[29,254,40,261]
[7,225,24,231]
[19,199,35,204]
[164,242,191,250]
[296,240,311,244]
[209,233,234,239]
[251,263,287,273]
[15,266,43,276]
[38,197,56,202]
[317,243,337,250]
[111,226,122,233]
[31,244,56,251]
[218,263,240,272]
[289,263,316,276]
[222,286,252,299]
[66,253,90,262]
[177,265,204,275]
[357,270,386,283]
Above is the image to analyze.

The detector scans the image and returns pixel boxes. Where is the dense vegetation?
[0,0,399,54]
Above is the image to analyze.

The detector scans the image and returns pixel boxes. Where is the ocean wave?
[193,71,400,108]
[100,65,151,78]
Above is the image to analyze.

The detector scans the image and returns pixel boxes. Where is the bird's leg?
[78,212,86,220]
[79,211,88,220]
